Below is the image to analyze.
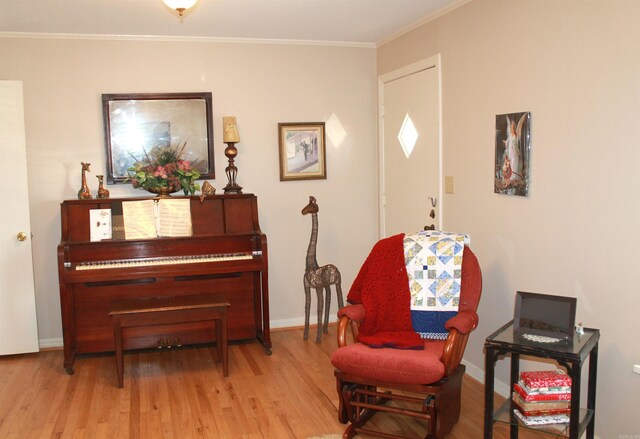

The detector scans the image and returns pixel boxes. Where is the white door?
[380,56,441,237]
[0,81,39,355]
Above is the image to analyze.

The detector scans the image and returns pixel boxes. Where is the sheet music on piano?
[89,209,112,241]
[122,198,192,239]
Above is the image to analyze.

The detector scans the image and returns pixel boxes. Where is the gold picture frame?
[278,122,326,181]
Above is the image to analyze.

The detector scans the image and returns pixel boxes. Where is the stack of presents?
[512,370,572,426]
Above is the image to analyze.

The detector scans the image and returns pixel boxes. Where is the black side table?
[484,321,599,438]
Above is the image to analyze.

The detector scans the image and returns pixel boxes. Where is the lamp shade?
[223,116,240,143]
[163,0,198,15]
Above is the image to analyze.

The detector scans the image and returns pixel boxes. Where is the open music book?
[122,199,192,239]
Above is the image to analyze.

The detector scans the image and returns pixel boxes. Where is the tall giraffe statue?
[301,196,344,343]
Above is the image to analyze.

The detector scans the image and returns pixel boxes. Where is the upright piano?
[57,193,270,374]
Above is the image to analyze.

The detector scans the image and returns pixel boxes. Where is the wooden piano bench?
[109,293,230,388]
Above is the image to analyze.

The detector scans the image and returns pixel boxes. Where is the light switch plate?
[445,176,454,194]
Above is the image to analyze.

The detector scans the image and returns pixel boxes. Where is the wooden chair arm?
[441,328,472,376]
[336,314,361,347]
[441,310,478,375]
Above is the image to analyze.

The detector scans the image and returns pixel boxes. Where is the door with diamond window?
[380,57,441,237]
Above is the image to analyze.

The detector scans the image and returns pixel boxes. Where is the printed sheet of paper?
[89,209,112,241]
[122,200,157,239]
[157,198,192,237]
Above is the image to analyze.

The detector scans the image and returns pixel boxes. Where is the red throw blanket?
[347,234,424,349]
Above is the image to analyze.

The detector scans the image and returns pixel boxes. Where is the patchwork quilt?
[403,231,470,339]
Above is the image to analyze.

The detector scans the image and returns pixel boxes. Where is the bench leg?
[113,320,124,388]
[215,320,223,365]
[214,313,229,377]
[222,312,228,377]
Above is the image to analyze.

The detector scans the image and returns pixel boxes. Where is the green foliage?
[126,141,202,195]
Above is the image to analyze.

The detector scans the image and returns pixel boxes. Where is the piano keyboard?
[72,251,260,271]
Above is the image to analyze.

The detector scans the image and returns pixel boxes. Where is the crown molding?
[0,31,375,49]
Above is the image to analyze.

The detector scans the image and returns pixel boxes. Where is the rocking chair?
[331,245,482,439]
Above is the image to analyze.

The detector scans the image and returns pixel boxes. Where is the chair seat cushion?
[331,340,446,385]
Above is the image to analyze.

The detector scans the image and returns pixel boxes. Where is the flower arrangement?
[126,141,201,196]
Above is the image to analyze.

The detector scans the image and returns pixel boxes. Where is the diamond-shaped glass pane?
[398,114,418,158]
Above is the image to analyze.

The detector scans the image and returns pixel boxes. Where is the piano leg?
[60,283,76,375]
[256,270,272,355]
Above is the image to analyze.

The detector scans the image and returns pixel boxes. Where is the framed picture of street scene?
[278,122,326,181]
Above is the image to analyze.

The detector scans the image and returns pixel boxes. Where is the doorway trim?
[378,54,443,238]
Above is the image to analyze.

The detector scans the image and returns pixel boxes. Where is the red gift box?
[520,370,571,390]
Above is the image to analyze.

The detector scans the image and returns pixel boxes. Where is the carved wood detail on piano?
[57,194,270,374]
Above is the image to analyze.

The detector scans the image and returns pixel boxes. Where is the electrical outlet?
[633,364,640,375]
[445,176,454,194]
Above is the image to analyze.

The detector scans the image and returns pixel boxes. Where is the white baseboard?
[462,359,510,398]
[39,337,63,349]
[270,316,338,329]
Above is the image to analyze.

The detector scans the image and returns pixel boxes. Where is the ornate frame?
[102,92,214,184]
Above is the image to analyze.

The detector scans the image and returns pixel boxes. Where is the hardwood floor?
[0,326,537,438]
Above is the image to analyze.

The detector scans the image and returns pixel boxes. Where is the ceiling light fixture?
[162,0,198,16]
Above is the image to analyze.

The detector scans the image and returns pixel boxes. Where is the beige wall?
[379,0,640,435]
[0,37,378,343]
[5,0,640,434]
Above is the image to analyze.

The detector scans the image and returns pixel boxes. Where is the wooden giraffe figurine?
[78,162,92,200]
[96,175,110,199]
[301,196,344,343]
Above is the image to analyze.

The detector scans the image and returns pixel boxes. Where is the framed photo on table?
[102,92,214,184]
[278,122,326,181]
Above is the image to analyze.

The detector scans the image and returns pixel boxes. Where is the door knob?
[17,232,28,242]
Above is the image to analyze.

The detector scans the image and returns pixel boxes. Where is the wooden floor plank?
[0,326,543,438]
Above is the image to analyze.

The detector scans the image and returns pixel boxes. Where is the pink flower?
[178,160,192,171]
[154,165,168,179]
[164,163,176,174]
